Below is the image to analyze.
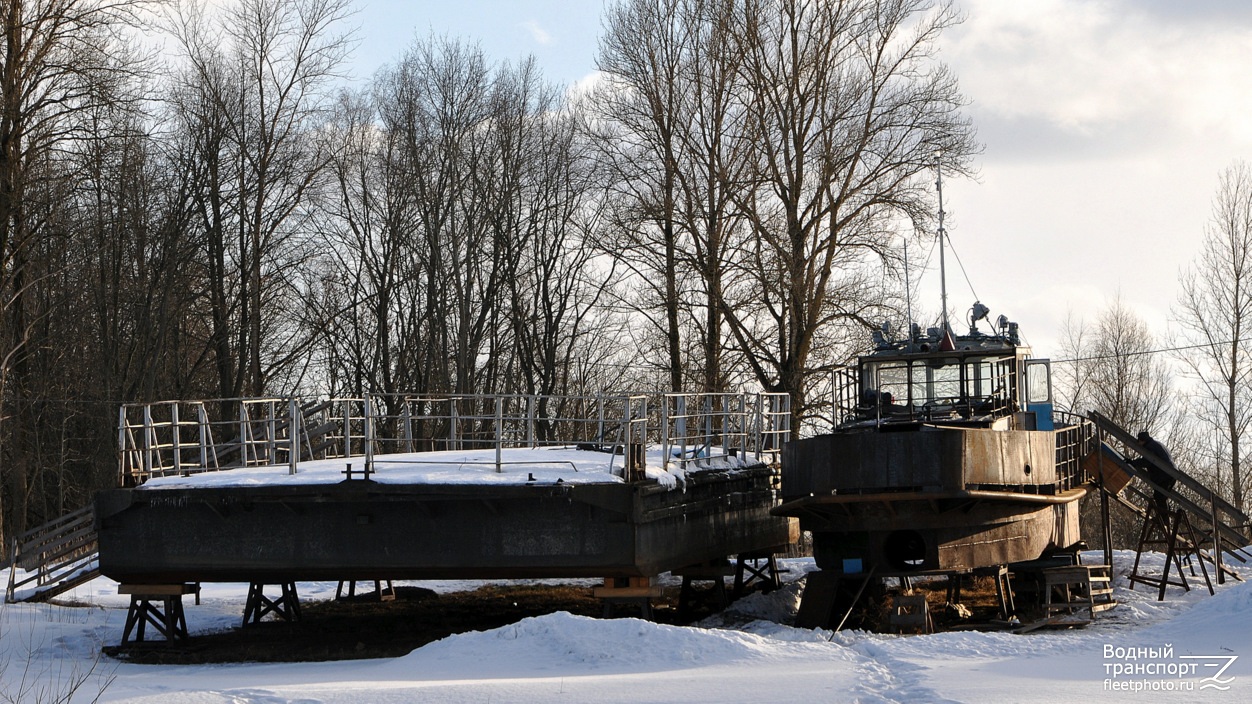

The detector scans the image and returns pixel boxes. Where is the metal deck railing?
[1053,410,1097,491]
[117,392,791,485]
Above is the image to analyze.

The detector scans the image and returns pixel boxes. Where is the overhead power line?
[1051,337,1252,365]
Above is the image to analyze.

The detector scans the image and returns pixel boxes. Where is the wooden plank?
[19,528,96,562]
[16,506,93,542]
[20,568,101,603]
[9,557,97,593]
[119,583,198,596]
[593,586,663,598]
[670,565,735,578]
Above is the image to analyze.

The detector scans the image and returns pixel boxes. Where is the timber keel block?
[243,582,302,626]
[595,577,661,619]
[673,561,734,618]
[119,583,197,645]
[336,579,395,602]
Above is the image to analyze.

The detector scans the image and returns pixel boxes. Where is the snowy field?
[2,549,1249,703]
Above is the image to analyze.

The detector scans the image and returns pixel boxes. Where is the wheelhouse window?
[861,353,1018,419]
[1025,360,1052,404]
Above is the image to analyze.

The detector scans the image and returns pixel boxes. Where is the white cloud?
[567,70,604,99]
[521,19,552,46]
[947,0,1252,160]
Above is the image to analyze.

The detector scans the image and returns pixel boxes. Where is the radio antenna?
[934,151,950,335]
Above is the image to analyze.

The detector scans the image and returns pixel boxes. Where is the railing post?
[596,395,605,445]
[289,397,300,475]
[141,404,154,479]
[640,397,649,475]
[117,405,127,486]
[624,397,634,480]
[736,394,746,458]
[239,401,250,466]
[197,403,213,469]
[527,395,536,447]
[783,392,792,440]
[660,396,670,473]
[450,400,459,451]
[402,400,413,453]
[1212,489,1225,585]
[365,394,375,473]
[171,403,182,475]
[342,399,352,459]
[702,395,713,456]
[266,400,277,465]
[677,395,687,462]
[494,396,504,473]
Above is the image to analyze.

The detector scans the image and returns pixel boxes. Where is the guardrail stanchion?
[367,395,375,472]
[171,403,182,475]
[494,396,504,473]
[141,405,153,479]
[289,397,300,475]
[117,406,127,485]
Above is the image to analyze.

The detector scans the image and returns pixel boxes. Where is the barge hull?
[95,467,795,584]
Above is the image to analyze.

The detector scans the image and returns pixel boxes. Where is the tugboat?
[777,309,1094,578]
[775,164,1098,627]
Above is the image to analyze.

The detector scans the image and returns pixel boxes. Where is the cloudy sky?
[346,0,1252,357]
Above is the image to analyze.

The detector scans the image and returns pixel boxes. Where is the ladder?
[1043,564,1117,622]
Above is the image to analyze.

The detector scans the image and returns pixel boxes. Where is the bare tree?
[722,0,976,429]
[0,0,155,547]
[1059,298,1178,548]
[167,0,352,398]
[1174,161,1252,513]
[594,0,691,391]
[1060,297,1174,433]
[317,36,618,416]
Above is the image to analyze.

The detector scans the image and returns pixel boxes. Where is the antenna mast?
[935,152,950,335]
[904,239,914,350]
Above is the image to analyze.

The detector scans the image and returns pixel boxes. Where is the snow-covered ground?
[2,549,1248,703]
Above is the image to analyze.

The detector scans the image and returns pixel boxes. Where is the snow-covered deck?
[138,445,766,491]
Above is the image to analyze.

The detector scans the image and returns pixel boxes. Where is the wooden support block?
[243,582,301,626]
[1083,443,1132,493]
[1042,564,1116,623]
[120,589,191,645]
[794,570,841,630]
[890,594,933,634]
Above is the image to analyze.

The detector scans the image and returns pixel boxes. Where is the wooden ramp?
[6,505,99,603]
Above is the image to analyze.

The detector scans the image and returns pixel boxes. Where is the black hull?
[95,466,796,584]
